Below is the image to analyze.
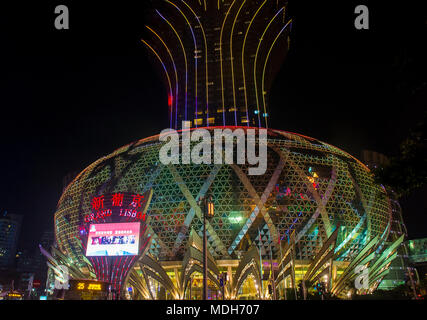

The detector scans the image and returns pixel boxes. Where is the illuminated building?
[50,1,404,300]
[0,211,23,269]
[142,0,291,128]
[53,127,403,299]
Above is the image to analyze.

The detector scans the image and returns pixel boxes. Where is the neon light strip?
[141,40,174,128]
[121,256,136,294]
[335,214,367,253]
[254,7,284,128]
[220,0,236,126]
[115,256,123,292]
[118,256,129,291]
[105,256,109,283]
[111,257,119,289]
[102,257,107,282]
[156,9,188,124]
[261,19,292,129]
[166,1,198,127]
[230,0,246,126]
[282,211,303,240]
[89,257,97,279]
[99,256,103,281]
[242,0,267,127]
[95,258,101,279]
[146,25,179,130]
[181,1,210,126]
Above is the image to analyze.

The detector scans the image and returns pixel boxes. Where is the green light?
[229,212,243,224]
[229,216,242,223]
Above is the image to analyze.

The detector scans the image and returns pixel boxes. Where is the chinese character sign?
[84,192,150,223]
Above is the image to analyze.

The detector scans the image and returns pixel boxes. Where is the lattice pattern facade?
[54,128,392,278]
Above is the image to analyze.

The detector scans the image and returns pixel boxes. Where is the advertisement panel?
[85,222,140,256]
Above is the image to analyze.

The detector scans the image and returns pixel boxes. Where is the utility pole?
[297,240,307,300]
[269,243,277,300]
[219,273,226,300]
[203,201,207,300]
[258,227,264,299]
[200,193,214,300]
[289,233,298,300]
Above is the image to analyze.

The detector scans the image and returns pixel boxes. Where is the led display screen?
[85,222,140,256]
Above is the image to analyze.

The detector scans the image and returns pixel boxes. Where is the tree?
[373,111,427,198]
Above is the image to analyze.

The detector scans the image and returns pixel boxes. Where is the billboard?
[85,222,140,256]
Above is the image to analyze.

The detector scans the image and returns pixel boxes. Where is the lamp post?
[269,243,277,300]
[218,272,227,300]
[200,193,214,300]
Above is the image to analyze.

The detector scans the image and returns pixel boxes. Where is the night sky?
[0,1,425,252]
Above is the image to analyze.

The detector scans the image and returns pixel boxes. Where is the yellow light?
[77,282,85,290]
[145,25,179,125]
[220,0,237,124]
[141,40,173,115]
[261,19,292,128]
[229,0,247,125]
[155,9,188,120]
[88,283,102,291]
[165,1,197,123]
[242,0,267,124]
[181,1,210,122]
[208,118,215,124]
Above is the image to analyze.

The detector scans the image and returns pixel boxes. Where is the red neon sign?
[84,192,148,223]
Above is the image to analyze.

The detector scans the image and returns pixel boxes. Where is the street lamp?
[199,193,214,300]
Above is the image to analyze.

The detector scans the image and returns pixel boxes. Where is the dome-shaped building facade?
[53,127,400,299]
